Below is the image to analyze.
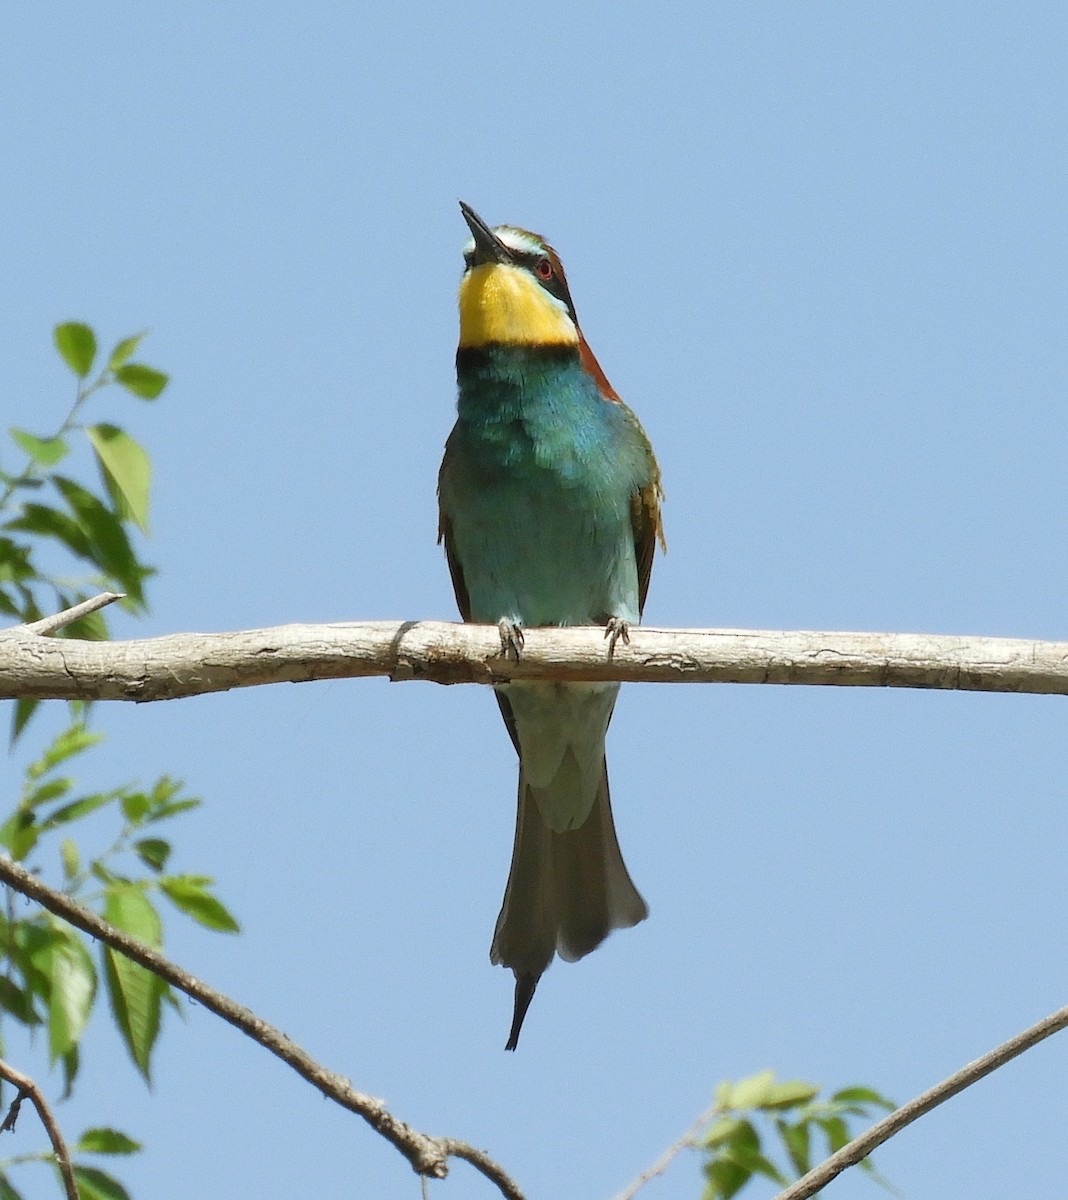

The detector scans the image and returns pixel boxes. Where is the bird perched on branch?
[438,202,664,1048]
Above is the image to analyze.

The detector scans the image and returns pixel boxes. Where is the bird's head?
[457,201,580,349]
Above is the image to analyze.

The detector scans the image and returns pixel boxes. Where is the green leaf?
[725,1149,786,1186]
[103,946,162,1083]
[762,1080,821,1110]
[16,921,61,996]
[120,791,150,823]
[817,1114,851,1154]
[103,886,163,1080]
[49,928,97,1062]
[148,776,184,807]
[703,1116,744,1149]
[9,428,69,467]
[133,837,170,872]
[147,797,199,822]
[831,1086,895,1110]
[76,1127,142,1155]
[107,333,145,371]
[725,1069,776,1110]
[105,886,162,945]
[776,1116,811,1176]
[27,722,103,778]
[0,1173,27,1200]
[25,776,72,807]
[43,792,117,829]
[86,424,152,533]
[113,363,167,400]
[61,837,80,881]
[716,1120,786,1185]
[0,809,39,859]
[70,1166,132,1200]
[703,1157,751,1200]
[0,537,37,584]
[90,861,118,886]
[60,1042,80,1099]
[54,322,97,378]
[4,502,94,561]
[0,975,41,1026]
[53,476,147,605]
[10,697,37,745]
[160,876,239,933]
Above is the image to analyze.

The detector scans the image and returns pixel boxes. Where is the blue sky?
[3,3,1068,1197]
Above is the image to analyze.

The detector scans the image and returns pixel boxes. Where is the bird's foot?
[603,616,631,658]
[498,619,525,660]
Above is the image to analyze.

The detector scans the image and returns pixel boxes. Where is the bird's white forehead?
[462,225,545,260]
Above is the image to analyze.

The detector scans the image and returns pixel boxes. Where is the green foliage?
[700,1071,896,1198]
[1,719,237,1084]
[53,323,97,379]
[69,1166,133,1200]
[0,324,232,1200]
[75,1129,143,1156]
[1,322,169,742]
[85,426,151,533]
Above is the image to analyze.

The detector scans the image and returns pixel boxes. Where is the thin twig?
[0,1060,77,1200]
[9,592,125,637]
[0,856,524,1200]
[773,1001,1068,1200]
[612,1096,723,1200]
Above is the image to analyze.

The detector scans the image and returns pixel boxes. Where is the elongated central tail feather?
[491,759,647,1049]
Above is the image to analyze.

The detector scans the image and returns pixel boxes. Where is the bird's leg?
[603,616,631,658]
[498,618,525,660]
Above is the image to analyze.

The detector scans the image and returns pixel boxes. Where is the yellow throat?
[458,263,579,348]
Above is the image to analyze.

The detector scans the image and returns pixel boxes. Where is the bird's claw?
[498,619,525,660]
[604,616,630,658]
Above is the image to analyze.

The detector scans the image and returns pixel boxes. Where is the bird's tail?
[490,759,648,1049]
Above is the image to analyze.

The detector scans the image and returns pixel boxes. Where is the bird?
[437,201,664,1049]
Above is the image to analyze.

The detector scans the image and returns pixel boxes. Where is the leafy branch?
[701,1073,895,1198]
[1,321,166,741]
[0,854,526,1200]
[0,323,226,1200]
[615,1071,894,1200]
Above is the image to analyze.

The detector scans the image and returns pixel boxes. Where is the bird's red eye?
[535,257,553,281]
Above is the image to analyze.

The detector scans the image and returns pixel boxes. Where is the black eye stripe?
[511,250,545,271]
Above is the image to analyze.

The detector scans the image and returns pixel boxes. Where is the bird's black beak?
[459,200,514,266]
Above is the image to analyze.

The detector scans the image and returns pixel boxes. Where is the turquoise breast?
[440,346,649,627]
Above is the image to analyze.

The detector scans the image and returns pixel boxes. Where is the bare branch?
[773,1001,1068,1200]
[3,619,1068,702]
[11,591,125,637]
[0,857,524,1200]
[611,1095,723,1200]
[0,1059,77,1200]
[7,602,1068,1200]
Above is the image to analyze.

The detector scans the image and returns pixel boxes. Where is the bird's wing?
[579,332,665,617]
[438,493,522,756]
[437,509,472,623]
[631,479,664,618]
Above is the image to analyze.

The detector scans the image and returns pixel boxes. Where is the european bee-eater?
[438,202,664,1049]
